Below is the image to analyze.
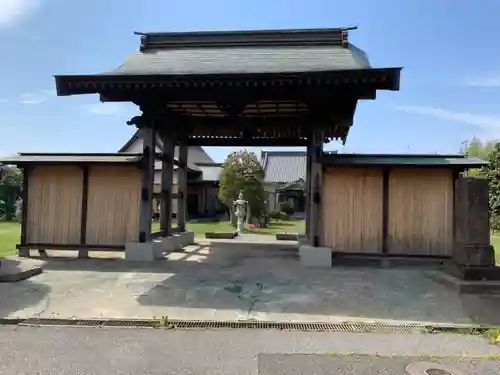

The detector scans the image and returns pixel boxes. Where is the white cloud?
[9,89,55,104]
[87,103,123,115]
[19,92,47,104]
[40,89,56,96]
[464,75,500,88]
[0,0,41,28]
[395,105,500,130]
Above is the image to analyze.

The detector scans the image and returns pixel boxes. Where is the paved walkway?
[0,326,499,374]
[1,240,500,325]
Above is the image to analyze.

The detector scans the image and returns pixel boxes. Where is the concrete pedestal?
[172,234,183,250]
[125,242,158,262]
[298,234,309,246]
[454,243,495,267]
[0,259,44,282]
[299,245,332,268]
[159,237,176,252]
[451,177,497,281]
[180,231,195,246]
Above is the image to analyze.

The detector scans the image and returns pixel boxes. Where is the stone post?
[453,176,495,267]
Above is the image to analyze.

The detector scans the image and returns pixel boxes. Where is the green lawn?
[0,219,304,258]
[0,221,21,258]
[152,218,305,236]
[490,234,500,264]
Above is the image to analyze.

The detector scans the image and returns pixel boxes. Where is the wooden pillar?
[138,126,155,243]
[177,139,188,232]
[20,167,30,246]
[17,166,31,257]
[381,168,390,254]
[309,131,323,247]
[79,165,89,258]
[451,170,459,245]
[160,132,174,236]
[305,142,313,238]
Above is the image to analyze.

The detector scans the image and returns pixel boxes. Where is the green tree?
[483,142,500,232]
[218,150,266,225]
[0,165,23,220]
[0,165,22,186]
[465,137,496,160]
[464,138,496,177]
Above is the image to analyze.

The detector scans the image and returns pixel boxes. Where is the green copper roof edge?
[321,153,488,168]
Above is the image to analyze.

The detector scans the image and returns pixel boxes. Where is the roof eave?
[54,68,402,97]
[321,154,488,170]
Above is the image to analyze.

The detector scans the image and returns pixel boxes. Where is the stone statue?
[15,197,22,222]
[233,192,247,234]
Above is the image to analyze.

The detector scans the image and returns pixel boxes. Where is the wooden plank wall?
[26,166,83,244]
[322,168,383,253]
[322,167,454,257]
[388,168,453,256]
[85,165,141,245]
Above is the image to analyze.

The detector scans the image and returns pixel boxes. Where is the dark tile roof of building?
[261,151,306,183]
[102,28,370,77]
[321,152,488,168]
[55,28,402,98]
[119,130,215,172]
[106,46,371,77]
[195,163,223,182]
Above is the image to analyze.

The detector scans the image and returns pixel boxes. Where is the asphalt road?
[0,326,499,374]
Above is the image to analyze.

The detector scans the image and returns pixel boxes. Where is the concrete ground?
[1,238,500,325]
[0,326,499,374]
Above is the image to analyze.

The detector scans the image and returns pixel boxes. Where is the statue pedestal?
[237,219,245,234]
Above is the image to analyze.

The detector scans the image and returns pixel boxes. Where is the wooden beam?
[177,139,188,232]
[16,243,125,251]
[309,130,323,247]
[305,143,313,239]
[452,169,459,246]
[163,112,352,134]
[186,137,310,147]
[79,166,90,258]
[160,133,174,236]
[138,126,156,242]
[20,166,30,247]
[100,84,376,103]
[381,168,390,254]
[155,152,178,165]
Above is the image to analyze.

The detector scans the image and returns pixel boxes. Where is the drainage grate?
[0,318,26,326]
[16,318,423,333]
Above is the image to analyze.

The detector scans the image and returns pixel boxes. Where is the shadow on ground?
[460,293,500,325]
[133,242,500,325]
[0,280,51,319]
[5,242,500,325]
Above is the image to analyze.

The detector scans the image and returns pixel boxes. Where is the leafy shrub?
[279,211,290,220]
[268,210,281,219]
[279,201,294,215]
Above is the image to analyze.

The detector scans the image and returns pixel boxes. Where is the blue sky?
[1,0,499,162]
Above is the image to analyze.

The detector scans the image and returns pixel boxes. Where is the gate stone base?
[299,245,332,268]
